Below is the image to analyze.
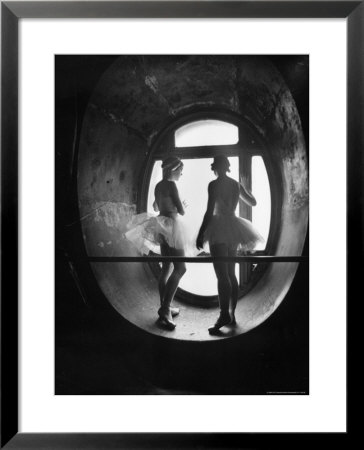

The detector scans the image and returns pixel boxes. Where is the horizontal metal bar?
[73,256,308,263]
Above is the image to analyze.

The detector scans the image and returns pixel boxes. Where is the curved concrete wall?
[77,56,308,340]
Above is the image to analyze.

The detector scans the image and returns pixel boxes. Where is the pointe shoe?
[157,307,176,331]
[170,307,180,317]
[208,312,231,334]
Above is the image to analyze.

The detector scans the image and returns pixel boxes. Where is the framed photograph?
[2,1,356,447]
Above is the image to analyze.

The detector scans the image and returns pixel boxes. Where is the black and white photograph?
[55,55,309,395]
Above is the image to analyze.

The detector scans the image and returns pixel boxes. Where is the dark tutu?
[125,212,196,255]
[203,214,264,253]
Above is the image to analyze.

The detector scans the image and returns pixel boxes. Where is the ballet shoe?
[170,307,180,317]
[157,307,176,331]
[208,312,231,334]
[158,317,176,331]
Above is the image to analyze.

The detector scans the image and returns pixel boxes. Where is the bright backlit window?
[175,120,239,147]
[146,117,272,298]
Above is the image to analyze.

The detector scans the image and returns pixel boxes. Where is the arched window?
[143,113,273,302]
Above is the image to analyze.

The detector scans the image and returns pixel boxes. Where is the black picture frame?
[1,1,357,448]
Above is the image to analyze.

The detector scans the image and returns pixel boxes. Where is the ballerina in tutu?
[125,156,187,330]
[196,155,264,334]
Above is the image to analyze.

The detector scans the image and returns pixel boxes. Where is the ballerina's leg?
[158,246,186,329]
[159,242,180,318]
[209,244,232,333]
[159,242,172,305]
[161,247,186,311]
[228,245,239,325]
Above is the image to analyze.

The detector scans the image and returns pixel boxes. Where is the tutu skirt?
[203,214,264,253]
[125,212,195,255]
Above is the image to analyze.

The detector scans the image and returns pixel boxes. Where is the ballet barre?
[83,256,308,263]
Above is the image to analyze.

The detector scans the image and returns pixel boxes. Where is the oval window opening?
[75,56,308,342]
[175,120,239,148]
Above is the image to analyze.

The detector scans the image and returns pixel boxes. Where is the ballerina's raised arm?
[239,174,257,207]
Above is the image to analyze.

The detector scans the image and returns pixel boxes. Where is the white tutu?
[125,212,197,256]
[203,214,264,253]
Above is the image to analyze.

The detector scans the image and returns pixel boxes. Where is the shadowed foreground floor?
[56,254,308,395]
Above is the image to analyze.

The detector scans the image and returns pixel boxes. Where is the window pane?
[252,156,271,250]
[148,158,239,296]
[175,120,239,147]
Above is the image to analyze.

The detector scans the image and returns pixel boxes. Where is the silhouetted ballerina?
[196,155,264,334]
[125,156,188,330]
